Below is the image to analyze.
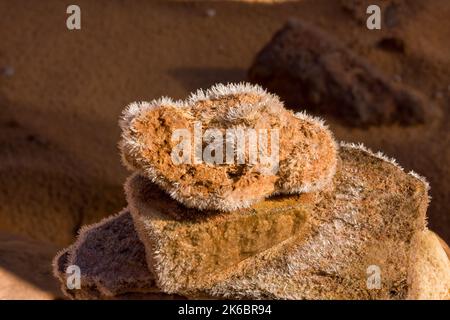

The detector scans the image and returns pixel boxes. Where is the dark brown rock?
[52,210,184,300]
[248,20,434,127]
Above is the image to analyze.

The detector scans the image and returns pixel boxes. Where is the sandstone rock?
[407,230,450,299]
[435,232,450,260]
[127,144,435,298]
[205,143,432,299]
[119,83,337,212]
[248,20,434,126]
[53,145,450,300]
[52,210,182,300]
[126,173,315,295]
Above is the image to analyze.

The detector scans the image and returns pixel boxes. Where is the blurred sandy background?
[0,0,449,298]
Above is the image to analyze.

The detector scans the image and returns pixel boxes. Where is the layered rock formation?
[53,83,450,299]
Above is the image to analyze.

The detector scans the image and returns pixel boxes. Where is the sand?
[0,231,63,299]
[0,0,449,298]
